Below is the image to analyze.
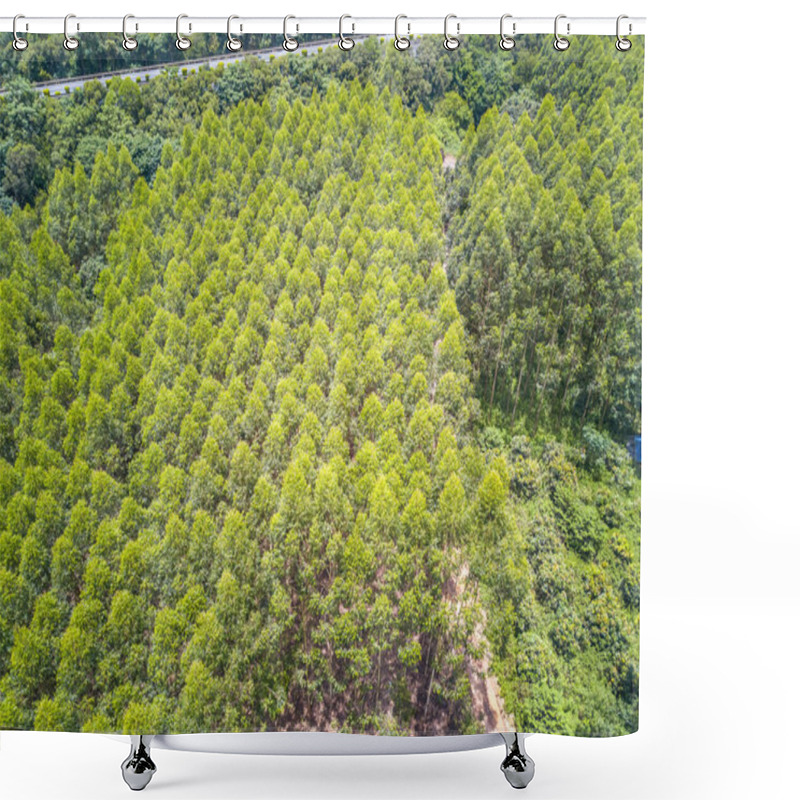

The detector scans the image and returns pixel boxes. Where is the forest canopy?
[0,35,642,737]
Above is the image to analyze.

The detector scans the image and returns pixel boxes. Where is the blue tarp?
[627,435,641,464]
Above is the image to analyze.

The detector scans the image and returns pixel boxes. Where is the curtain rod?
[0,16,645,37]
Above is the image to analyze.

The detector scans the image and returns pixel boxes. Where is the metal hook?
[339,14,355,50]
[499,14,515,50]
[63,13,79,51]
[554,14,570,51]
[282,15,298,51]
[227,15,243,51]
[443,14,460,50]
[394,14,411,51]
[175,13,191,50]
[12,14,28,51]
[122,14,138,51]
[616,14,632,51]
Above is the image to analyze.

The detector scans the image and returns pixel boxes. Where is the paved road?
[3,36,358,97]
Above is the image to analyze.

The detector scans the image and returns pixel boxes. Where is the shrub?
[511,457,541,499]
[549,606,584,658]
[510,435,532,460]
[620,570,640,610]
[479,425,505,452]
[582,424,612,472]
[594,486,625,528]
[541,441,579,492]
[553,485,604,559]
[582,425,635,488]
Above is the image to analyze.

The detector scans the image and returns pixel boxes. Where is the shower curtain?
[0,31,642,739]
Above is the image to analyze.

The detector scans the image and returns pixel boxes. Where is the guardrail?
[1,36,357,96]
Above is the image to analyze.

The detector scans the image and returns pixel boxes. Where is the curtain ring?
[122,14,138,51]
[339,14,355,50]
[394,14,411,51]
[64,13,79,51]
[499,14,515,50]
[176,13,191,50]
[227,15,243,51]
[616,14,632,51]
[443,14,460,50]
[553,14,570,51]
[283,15,298,51]
[12,14,28,51]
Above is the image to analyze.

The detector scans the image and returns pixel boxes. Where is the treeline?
[1,36,638,212]
[446,81,642,436]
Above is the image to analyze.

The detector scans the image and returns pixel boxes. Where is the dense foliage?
[448,75,641,435]
[0,33,284,85]
[0,35,642,736]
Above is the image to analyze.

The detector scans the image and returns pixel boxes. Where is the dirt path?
[436,155,510,728]
[448,561,514,731]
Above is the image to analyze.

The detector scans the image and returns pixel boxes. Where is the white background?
[2,0,799,797]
